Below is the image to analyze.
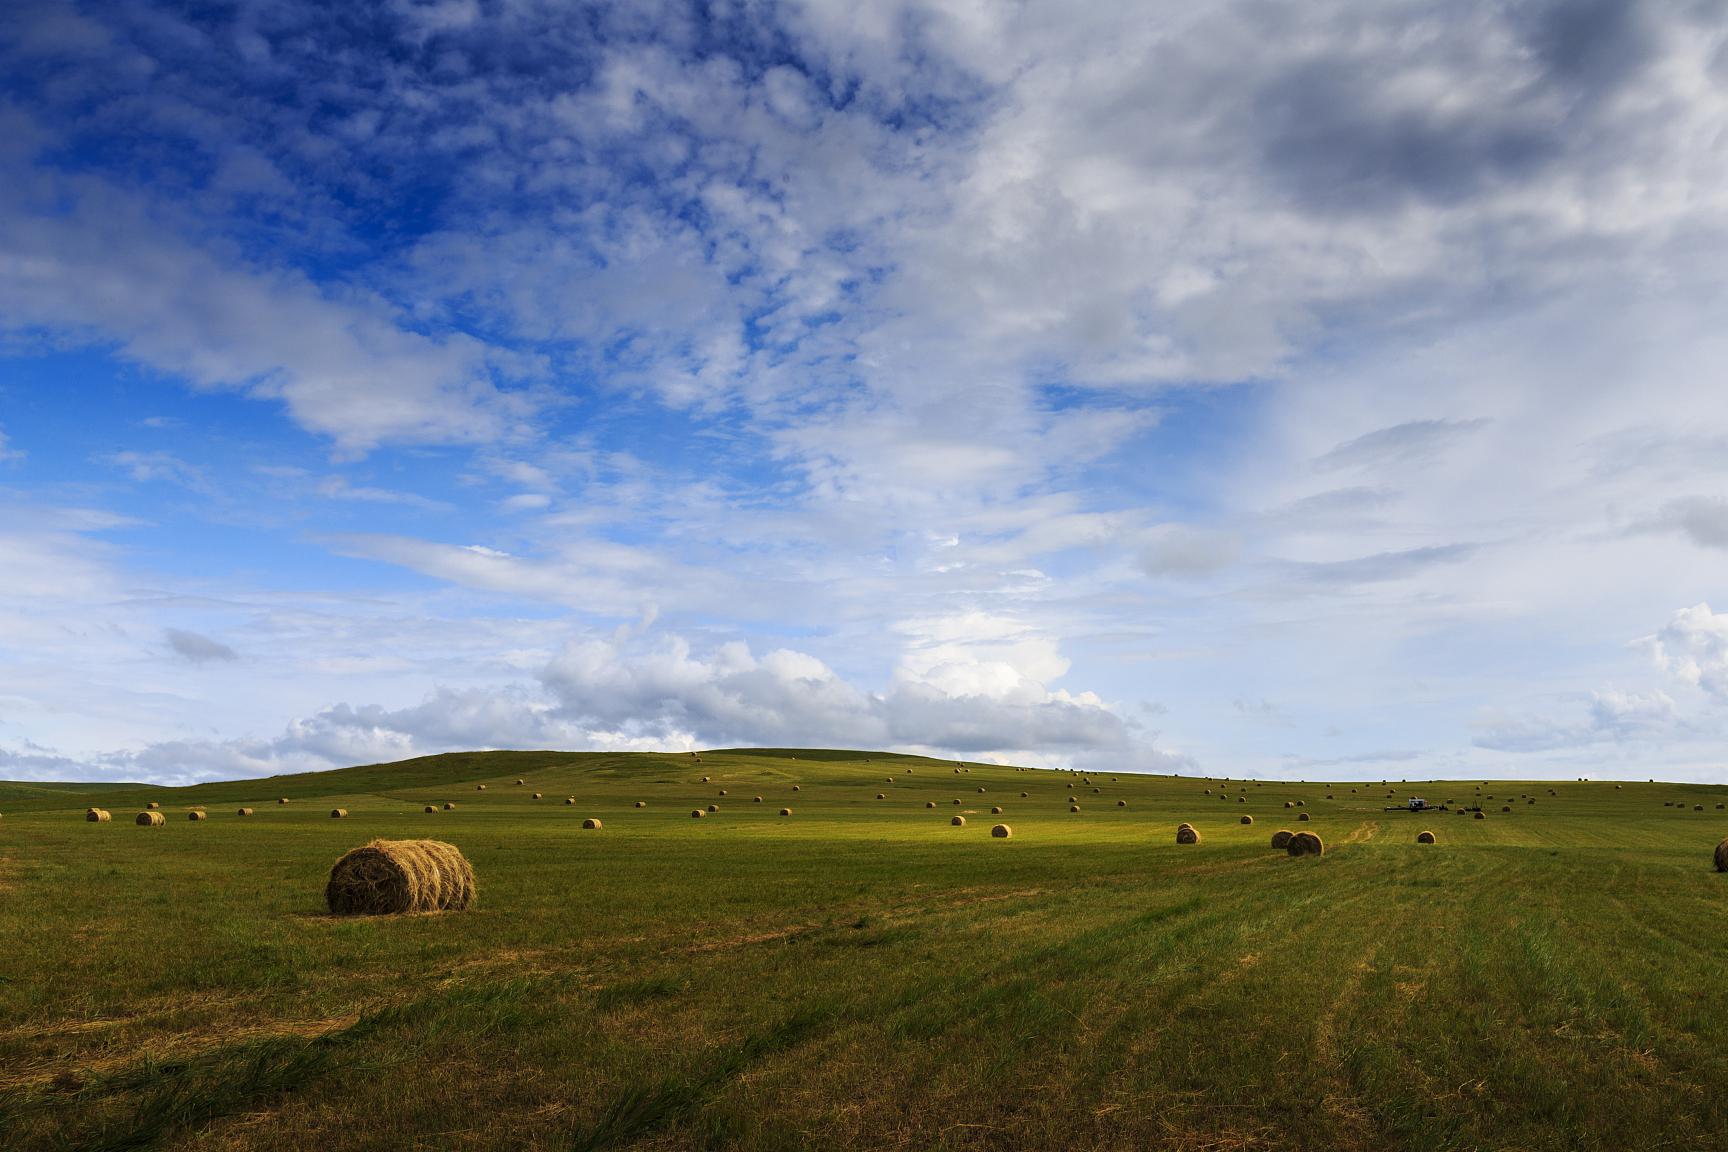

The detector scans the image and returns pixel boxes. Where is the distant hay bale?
[147,801,161,810]
[1417,830,1436,844]
[424,805,437,813]
[635,801,646,808]
[1697,804,1706,812]
[1286,831,1324,857]
[1092,787,1100,793]
[136,810,165,826]
[476,784,486,791]
[1296,800,1305,807]
[1284,800,1293,809]
[754,796,763,803]
[702,776,710,783]
[1176,825,1200,845]
[1118,800,1127,807]
[877,793,887,799]
[515,779,524,785]
[1270,830,1294,849]
[188,810,207,821]
[779,808,792,816]
[1474,811,1485,820]
[325,839,474,915]
[978,787,986,793]
[1238,796,1246,803]
[691,809,705,819]
[86,808,111,822]
[445,802,457,811]
[954,798,962,805]
[533,792,542,799]
[1240,814,1253,825]
[1716,838,1728,871]
[792,785,801,792]
[1070,804,1081,813]
[926,801,937,808]
[331,808,348,819]
[1501,805,1511,813]
[237,807,253,817]
[992,824,1011,838]
[1298,812,1311,821]
[278,798,289,805]
[564,797,575,805]
[719,789,728,796]
[1021,791,1029,797]
[706,804,719,813]
[951,815,966,826]
[583,818,602,829]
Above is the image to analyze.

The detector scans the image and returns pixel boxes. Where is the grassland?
[4,749,1728,1151]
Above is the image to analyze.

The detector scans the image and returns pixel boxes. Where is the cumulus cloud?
[1648,603,1728,701]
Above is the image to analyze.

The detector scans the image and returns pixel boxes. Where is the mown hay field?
[4,749,1728,1151]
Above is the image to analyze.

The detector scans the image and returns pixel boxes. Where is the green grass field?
[5,749,1728,1151]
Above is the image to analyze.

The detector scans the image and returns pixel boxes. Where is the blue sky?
[4,0,1728,784]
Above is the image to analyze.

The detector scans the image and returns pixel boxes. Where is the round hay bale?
[1238,796,1246,803]
[953,798,962,805]
[1270,830,1294,849]
[877,793,887,799]
[445,802,457,810]
[1296,800,1305,807]
[1715,838,1728,871]
[991,824,1011,838]
[1286,831,1324,857]
[188,810,207,821]
[1417,830,1436,844]
[1176,825,1200,845]
[779,808,792,816]
[991,805,1004,814]
[1284,800,1293,809]
[926,801,937,809]
[136,810,165,826]
[330,808,348,819]
[1118,800,1128,807]
[1697,804,1706,812]
[533,792,542,800]
[635,801,647,808]
[86,807,111,823]
[424,805,437,813]
[147,801,161,810]
[583,818,602,829]
[706,804,719,813]
[691,809,705,819]
[476,784,486,791]
[515,779,524,785]
[1474,811,1485,820]
[1021,791,1028,797]
[1240,814,1253,825]
[719,789,728,796]
[1502,806,1512,813]
[791,785,801,792]
[1070,804,1081,813]
[702,776,710,783]
[1298,812,1310,821]
[977,787,986,793]
[278,798,289,805]
[325,839,474,915]
[951,815,966,826]
[237,807,253,817]
[1092,787,1101,793]
[754,796,763,803]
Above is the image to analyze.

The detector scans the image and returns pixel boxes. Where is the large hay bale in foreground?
[1416,830,1436,844]
[136,811,165,826]
[86,808,111,823]
[1270,830,1293,849]
[325,839,475,915]
[1716,838,1728,872]
[1176,825,1200,845]
[1286,831,1324,857]
[992,824,1011,838]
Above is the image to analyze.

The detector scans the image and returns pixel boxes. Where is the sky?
[3,0,1728,785]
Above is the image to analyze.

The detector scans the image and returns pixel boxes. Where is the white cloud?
[1648,603,1728,701]
[164,627,238,664]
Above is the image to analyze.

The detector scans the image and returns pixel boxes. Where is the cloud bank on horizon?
[2,0,1728,784]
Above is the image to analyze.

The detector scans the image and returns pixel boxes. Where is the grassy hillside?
[3,750,1727,1151]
